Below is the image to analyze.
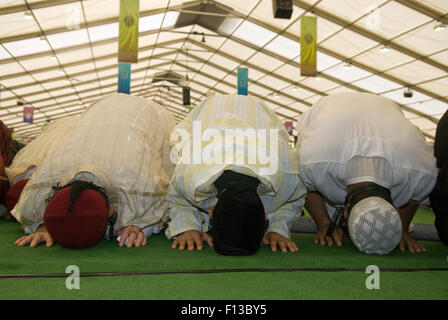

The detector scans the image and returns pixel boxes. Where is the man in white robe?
[166,94,306,255]
[12,93,175,249]
[296,92,437,254]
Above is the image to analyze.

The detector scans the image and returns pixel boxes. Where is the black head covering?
[211,170,266,255]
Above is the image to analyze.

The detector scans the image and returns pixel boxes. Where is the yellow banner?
[300,16,317,77]
[118,0,140,63]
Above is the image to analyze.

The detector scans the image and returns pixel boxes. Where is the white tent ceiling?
[0,0,447,143]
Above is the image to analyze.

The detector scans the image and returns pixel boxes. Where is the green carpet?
[0,208,447,300]
[1,271,447,300]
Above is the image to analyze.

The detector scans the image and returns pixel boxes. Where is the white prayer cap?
[348,197,402,255]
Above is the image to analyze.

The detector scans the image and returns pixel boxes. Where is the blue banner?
[237,67,248,95]
[118,63,131,94]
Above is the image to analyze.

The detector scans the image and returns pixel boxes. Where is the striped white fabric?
[12,93,176,235]
[166,94,306,239]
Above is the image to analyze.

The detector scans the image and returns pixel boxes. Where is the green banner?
[300,16,317,77]
[118,0,140,63]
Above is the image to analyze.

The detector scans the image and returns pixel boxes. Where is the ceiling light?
[291,86,298,91]
[380,45,390,53]
[58,69,64,75]
[343,62,352,70]
[51,55,57,61]
[24,10,32,20]
[434,23,446,32]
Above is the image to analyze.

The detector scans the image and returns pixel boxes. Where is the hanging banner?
[23,107,34,123]
[237,67,248,95]
[284,121,293,136]
[183,87,191,106]
[300,16,317,77]
[118,0,140,63]
[118,63,131,94]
